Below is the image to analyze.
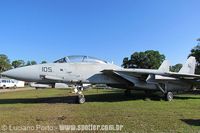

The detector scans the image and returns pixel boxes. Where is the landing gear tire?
[125,89,131,96]
[78,95,86,104]
[165,92,173,101]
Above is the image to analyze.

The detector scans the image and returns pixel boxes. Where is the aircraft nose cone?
[1,70,14,77]
[1,65,39,81]
[1,68,24,79]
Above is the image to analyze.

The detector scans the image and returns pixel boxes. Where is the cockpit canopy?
[54,55,108,64]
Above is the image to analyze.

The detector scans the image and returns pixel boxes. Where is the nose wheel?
[77,95,86,104]
[73,85,86,104]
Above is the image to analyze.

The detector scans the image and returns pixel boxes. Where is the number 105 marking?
[42,67,52,72]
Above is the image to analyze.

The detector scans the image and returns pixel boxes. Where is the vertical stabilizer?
[179,56,196,74]
[158,60,170,72]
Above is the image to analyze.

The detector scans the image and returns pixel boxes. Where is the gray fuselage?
[2,62,194,92]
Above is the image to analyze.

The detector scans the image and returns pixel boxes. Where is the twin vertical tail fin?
[147,60,170,82]
[157,56,196,74]
[159,60,170,72]
[179,56,196,74]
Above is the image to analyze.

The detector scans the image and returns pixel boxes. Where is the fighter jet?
[1,55,200,103]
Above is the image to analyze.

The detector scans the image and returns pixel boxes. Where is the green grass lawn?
[0,88,199,133]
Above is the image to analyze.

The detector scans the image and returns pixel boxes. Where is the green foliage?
[26,60,37,66]
[26,61,31,66]
[0,54,11,72]
[189,45,200,65]
[122,57,129,68]
[170,64,183,72]
[41,61,47,64]
[189,39,200,74]
[122,50,165,69]
[31,61,37,65]
[0,88,199,133]
[12,60,25,68]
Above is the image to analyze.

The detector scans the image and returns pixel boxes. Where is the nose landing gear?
[77,94,86,104]
[73,85,86,104]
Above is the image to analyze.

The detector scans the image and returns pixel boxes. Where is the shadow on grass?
[86,92,163,102]
[174,96,200,100]
[0,92,164,104]
[174,90,200,100]
[0,90,199,104]
[181,119,200,126]
[0,96,78,104]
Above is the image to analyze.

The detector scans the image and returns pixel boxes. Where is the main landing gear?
[164,92,173,101]
[73,85,86,104]
[156,83,174,101]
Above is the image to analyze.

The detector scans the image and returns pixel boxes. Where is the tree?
[12,60,25,68]
[41,61,47,64]
[31,61,37,65]
[122,57,129,68]
[26,60,37,66]
[189,39,200,74]
[170,64,182,72]
[0,54,12,72]
[122,50,165,69]
[26,61,31,66]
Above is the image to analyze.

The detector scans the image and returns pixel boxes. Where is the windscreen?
[54,56,107,64]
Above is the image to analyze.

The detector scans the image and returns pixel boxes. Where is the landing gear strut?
[74,85,86,104]
[156,84,174,101]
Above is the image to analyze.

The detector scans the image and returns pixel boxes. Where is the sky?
[0,0,200,65]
